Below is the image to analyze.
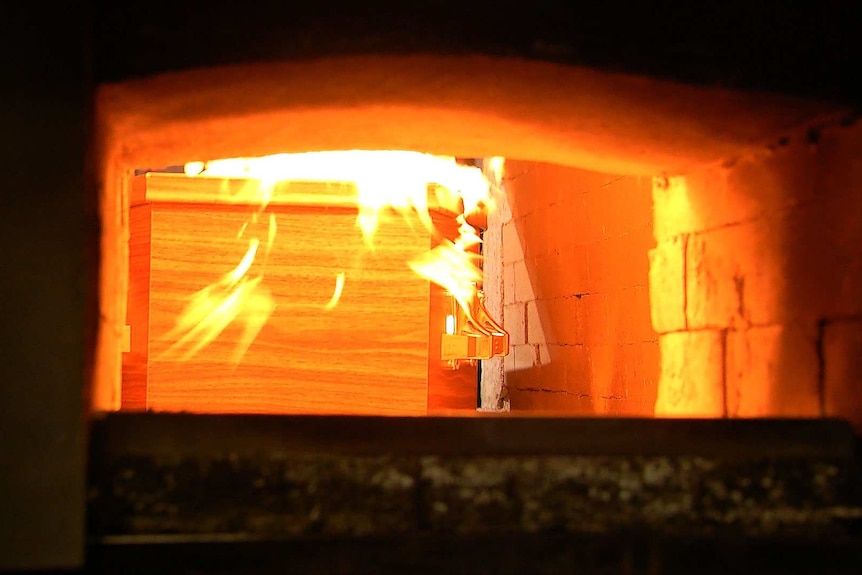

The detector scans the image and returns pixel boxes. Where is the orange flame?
[409,240,483,314]
[166,151,503,363]
[158,201,277,363]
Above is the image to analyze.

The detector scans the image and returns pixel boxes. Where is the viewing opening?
[94,54,848,423]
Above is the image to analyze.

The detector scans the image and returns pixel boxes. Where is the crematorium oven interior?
[5,3,862,572]
[92,56,862,429]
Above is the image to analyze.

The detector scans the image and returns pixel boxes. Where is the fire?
[410,239,483,313]
[159,202,278,363]
[325,272,346,311]
[409,214,483,317]
[165,151,503,362]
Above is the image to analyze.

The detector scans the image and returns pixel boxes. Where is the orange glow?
[164,151,505,364]
[409,239,483,315]
[186,151,495,243]
[159,209,278,363]
[486,156,505,187]
[324,272,346,311]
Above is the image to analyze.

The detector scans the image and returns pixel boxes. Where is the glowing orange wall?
[501,161,659,414]
[651,119,862,427]
[499,118,862,427]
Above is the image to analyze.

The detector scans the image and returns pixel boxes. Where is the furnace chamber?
[94,54,862,427]
[8,4,862,572]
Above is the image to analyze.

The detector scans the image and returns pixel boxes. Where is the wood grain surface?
[123,175,478,415]
[131,172,358,208]
[121,204,151,410]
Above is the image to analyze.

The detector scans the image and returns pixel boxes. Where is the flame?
[325,272,346,311]
[188,151,495,244]
[165,151,502,364]
[409,239,483,314]
[486,156,505,186]
[158,209,277,363]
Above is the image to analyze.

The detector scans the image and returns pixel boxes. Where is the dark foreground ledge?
[87,414,862,573]
[87,533,862,575]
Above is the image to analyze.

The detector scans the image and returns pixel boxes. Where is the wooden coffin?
[121,172,477,415]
